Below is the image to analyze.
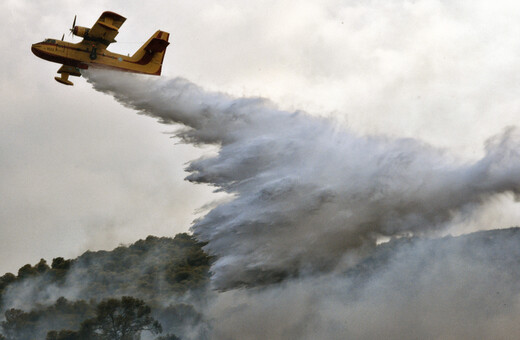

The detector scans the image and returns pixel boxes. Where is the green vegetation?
[1,298,95,340]
[46,296,162,340]
[0,233,210,303]
[1,228,520,339]
[0,233,211,339]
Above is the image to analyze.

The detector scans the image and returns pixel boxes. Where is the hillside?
[1,228,520,339]
[0,233,210,339]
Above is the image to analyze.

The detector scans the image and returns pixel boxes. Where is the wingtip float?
[31,11,170,86]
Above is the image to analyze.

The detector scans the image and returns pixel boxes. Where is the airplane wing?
[85,11,126,48]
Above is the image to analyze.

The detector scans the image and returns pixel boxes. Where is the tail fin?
[131,30,170,75]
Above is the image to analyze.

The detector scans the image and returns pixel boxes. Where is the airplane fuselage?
[31,38,164,75]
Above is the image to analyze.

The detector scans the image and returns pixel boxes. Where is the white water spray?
[86,71,520,290]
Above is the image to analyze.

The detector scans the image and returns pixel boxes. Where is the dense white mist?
[86,71,520,290]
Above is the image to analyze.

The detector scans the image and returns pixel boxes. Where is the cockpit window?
[44,39,56,44]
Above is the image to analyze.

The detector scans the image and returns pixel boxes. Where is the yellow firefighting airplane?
[31,11,170,86]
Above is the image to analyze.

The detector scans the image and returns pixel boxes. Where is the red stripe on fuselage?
[31,46,89,69]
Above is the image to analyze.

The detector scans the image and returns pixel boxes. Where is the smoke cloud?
[207,228,520,339]
[86,71,520,290]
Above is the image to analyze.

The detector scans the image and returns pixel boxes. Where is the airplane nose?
[31,44,44,58]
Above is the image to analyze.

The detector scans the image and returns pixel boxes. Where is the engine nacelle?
[72,26,90,38]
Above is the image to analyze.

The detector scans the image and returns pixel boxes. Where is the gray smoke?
[86,71,520,290]
[207,228,520,340]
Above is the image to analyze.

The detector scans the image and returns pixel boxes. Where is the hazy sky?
[2,0,520,274]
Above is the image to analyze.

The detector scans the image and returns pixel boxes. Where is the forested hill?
[1,228,520,339]
[0,233,210,304]
[0,233,211,339]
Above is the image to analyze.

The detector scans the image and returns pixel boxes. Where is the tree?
[46,318,102,340]
[155,334,181,340]
[0,273,15,290]
[90,296,162,339]
[17,264,37,279]
[46,329,81,340]
[35,259,50,274]
[1,309,33,339]
[52,257,72,270]
[0,273,16,306]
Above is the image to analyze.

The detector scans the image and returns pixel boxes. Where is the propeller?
[69,15,77,38]
[61,33,65,41]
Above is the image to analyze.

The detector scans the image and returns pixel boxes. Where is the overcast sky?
[2,0,520,275]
